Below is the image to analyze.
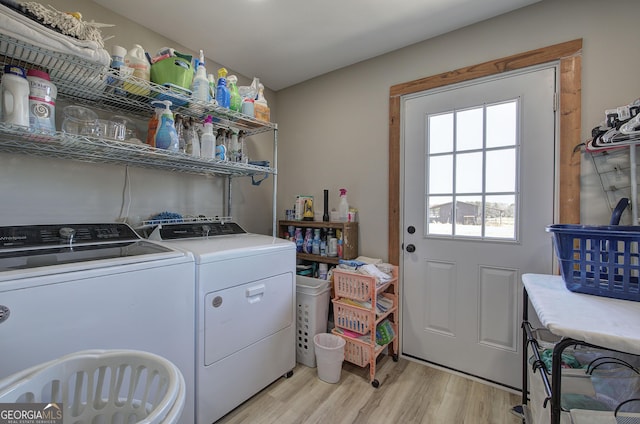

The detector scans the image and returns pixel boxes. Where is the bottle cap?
[112,45,127,58]
[340,188,347,196]
[3,64,26,78]
[26,69,50,80]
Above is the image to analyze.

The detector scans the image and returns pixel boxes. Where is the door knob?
[406,244,416,253]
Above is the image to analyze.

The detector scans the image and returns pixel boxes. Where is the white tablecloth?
[523,273,640,356]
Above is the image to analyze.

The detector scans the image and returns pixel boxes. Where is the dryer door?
[204,273,293,366]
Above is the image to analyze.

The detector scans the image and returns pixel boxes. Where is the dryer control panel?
[151,222,247,240]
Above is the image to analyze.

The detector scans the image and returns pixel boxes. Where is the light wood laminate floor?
[216,355,522,424]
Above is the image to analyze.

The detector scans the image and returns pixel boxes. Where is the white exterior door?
[401,66,557,389]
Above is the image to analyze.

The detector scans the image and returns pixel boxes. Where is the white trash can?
[313,333,346,384]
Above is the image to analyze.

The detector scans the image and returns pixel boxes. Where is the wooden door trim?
[389,39,582,265]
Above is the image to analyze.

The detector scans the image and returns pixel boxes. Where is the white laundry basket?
[296,276,331,367]
[0,349,186,424]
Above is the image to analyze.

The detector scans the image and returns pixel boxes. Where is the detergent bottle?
[123,44,150,96]
[1,65,30,127]
[338,188,349,222]
[216,68,230,109]
[151,100,179,151]
[228,75,241,112]
[254,82,270,122]
[215,128,227,161]
[200,116,215,159]
[26,69,56,133]
[191,50,210,102]
[146,103,162,147]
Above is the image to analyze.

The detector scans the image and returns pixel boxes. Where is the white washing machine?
[0,223,196,424]
[147,221,296,424]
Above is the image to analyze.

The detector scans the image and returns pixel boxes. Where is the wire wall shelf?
[141,216,233,227]
[0,33,277,136]
[0,32,278,177]
[0,123,276,177]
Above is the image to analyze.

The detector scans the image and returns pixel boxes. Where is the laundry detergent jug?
[1,65,30,127]
[124,44,151,96]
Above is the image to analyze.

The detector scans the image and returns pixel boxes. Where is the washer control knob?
[59,227,76,240]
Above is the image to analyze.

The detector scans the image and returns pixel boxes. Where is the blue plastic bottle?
[151,100,179,151]
[216,67,230,109]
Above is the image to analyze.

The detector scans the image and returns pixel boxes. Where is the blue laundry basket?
[546,224,640,301]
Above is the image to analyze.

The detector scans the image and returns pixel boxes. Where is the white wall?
[275,0,640,260]
[1,0,276,234]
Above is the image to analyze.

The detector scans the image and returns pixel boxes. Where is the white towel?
[0,3,110,67]
[359,264,392,285]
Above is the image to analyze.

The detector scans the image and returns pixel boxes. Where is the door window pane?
[456,152,483,193]
[455,196,482,237]
[428,196,453,235]
[456,108,483,151]
[484,195,516,239]
[486,148,516,193]
[428,113,453,154]
[487,101,517,148]
[429,154,453,194]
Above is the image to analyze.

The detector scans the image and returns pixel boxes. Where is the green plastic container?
[150,57,193,90]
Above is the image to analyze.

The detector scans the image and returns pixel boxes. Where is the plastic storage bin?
[0,349,186,424]
[546,224,640,301]
[332,300,373,334]
[333,266,398,302]
[296,276,331,367]
[342,336,373,368]
[150,57,193,90]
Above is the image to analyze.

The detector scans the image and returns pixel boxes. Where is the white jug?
[1,65,30,127]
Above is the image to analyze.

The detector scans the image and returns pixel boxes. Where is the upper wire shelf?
[0,32,277,136]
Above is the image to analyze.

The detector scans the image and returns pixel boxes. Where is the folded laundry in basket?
[358,264,392,286]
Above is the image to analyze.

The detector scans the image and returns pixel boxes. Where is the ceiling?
[91,0,540,91]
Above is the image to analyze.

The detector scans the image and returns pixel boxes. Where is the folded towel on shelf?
[0,2,110,67]
[354,256,383,265]
[359,264,393,286]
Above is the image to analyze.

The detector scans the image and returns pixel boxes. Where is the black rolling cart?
[520,273,640,423]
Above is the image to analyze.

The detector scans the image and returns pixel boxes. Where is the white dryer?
[0,223,196,424]
[148,221,296,424]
